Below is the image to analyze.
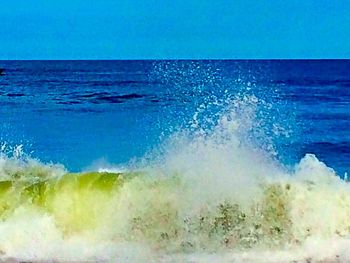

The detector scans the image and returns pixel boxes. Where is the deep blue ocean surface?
[0,60,349,174]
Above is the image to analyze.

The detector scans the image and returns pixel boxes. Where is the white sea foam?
[0,96,349,262]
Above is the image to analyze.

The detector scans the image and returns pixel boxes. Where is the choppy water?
[0,60,349,262]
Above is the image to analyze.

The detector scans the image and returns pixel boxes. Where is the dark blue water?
[0,60,349,174]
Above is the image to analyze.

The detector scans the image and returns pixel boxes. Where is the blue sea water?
[0,60,349,174]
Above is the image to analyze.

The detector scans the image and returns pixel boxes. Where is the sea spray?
[0,97,349,262]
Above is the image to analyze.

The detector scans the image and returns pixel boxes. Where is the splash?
[0,96,349,262]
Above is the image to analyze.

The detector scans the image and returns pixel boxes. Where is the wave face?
[0,94,349,263]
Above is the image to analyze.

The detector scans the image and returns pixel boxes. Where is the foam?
[0,96,349,262]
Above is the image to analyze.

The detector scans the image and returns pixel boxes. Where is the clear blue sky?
[1,0,349,59]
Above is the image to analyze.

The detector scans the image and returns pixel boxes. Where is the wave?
[5,93,25,97]
[54,92,148,105]
[0,154,349,262]
[271,78,350,88]
[0,96,349,262]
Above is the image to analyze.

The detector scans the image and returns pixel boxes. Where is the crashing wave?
[0,96,349,262]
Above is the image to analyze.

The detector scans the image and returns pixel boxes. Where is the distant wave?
[88,93,145,104]
[282,93,348,102]
[6,93,25,97]
[271,78,350,87]
[55,92,148,105]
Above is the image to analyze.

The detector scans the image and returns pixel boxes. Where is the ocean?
[0,60,349,262]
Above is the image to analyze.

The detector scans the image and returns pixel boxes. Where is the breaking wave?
[0,95,349,262]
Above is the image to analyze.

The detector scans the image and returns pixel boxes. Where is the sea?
[0,60,349,262]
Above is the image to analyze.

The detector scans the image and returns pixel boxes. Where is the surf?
[0,95,349,262]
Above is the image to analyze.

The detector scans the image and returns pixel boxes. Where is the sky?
[0,0,349,59]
